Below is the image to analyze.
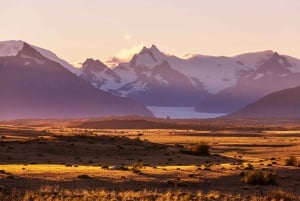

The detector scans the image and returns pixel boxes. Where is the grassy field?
[0,118,299,200]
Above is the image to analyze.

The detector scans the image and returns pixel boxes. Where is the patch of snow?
[32,45,79,74]
[0,40,24,57]
[253,73,264,80]
[130,81,147,91]
[153,74,168,85]
[88,69,122,90]
[147,106,225,119]
[233,50,274,69]
[113,65,137,87]
[142,71,151,77]
[278,59,284,65]
[118,81,147,97]
[24,62,31,66]
[170,56,243,94]
[20,53,45,64]
[284,55,300,73]
[135,54,160,68]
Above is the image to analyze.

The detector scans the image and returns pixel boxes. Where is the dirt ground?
[0,118,299,198]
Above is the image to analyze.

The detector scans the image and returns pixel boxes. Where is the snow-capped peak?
[82,58,108,72]
[0,40,78,74]
[233,50,274,69]
[0,40,24,57]
[130,45,167,68]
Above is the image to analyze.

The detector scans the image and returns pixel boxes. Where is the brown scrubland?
[0,117,299,200]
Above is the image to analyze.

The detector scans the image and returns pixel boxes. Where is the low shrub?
[192,142,210,156]
[77,174,92,179]
[267,190,296,201]
[285,156,298,166]
[180,142,211,156]
[131,162,144,174]
[241,169,276,185]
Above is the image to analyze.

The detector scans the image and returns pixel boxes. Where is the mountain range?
[76,45,300,114]
[0,41,153,119]
[1,40,300,119]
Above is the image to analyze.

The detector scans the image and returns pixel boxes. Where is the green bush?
[241,169,276,185]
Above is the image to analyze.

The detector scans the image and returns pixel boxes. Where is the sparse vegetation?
[131,162,144,174]
[180,141,211,156]
[241,169,277,185]
[285,156,298,166]
[245,163,254,170]
[0,187,298,201]
[267,190,297,201]
[192,142,211,156]
[77,174,92,179]
[0,121,300,200]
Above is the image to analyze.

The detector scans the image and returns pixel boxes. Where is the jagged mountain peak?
[82,58,108,72]
[266,51,293,66]
[0,40,78,74]
[140,44,160,53]
[130,45,167,68]
[269,52,293,67]
[232,50,276,69]
[255,51,294,74]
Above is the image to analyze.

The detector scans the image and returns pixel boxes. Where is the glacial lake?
[147,106,226,119]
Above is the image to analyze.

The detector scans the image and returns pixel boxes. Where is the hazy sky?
[1,0,299,66]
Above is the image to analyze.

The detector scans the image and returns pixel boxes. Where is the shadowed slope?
[0,43,153,119]
[228,86,300,118]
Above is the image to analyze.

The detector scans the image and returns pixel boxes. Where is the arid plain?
[0,118,299,200]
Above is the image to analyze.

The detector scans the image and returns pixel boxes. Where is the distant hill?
[227,86,300,118]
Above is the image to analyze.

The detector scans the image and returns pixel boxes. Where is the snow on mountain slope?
[115,46,282,94]
[0,40,78,74]
[114,60,206,106]
[232,50,274,69]
[177,56,246,94]
[284,55,300,73]
[0,42,153,119]
[130,45,167,69]
[78,45,300,109]
[0,40,24,57]
[12,40,296,111]
[32,45,79,74]
[79,59,122,90]
[112,63,138,89]
[195,52,300,113]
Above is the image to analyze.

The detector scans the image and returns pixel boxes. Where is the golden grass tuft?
[0,186,299,201]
